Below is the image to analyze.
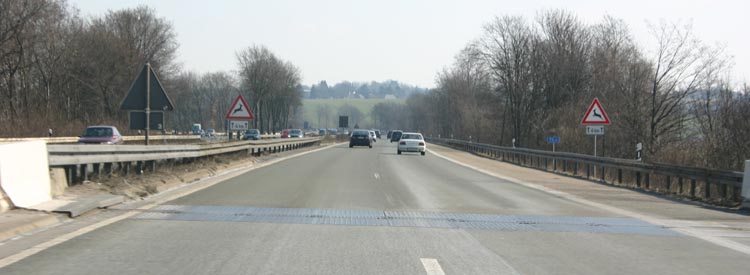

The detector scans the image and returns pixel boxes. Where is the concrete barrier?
[0,141,52,208]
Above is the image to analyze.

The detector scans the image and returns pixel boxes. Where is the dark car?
[387,130,392,139]
[374,130,381,138]
[243,129,261,140]
[349,129,372,148]
[281,129,290,138]
[390,130,403,143]
[77,126,124,145]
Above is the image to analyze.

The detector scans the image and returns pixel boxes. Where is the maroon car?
[77,126,124,144]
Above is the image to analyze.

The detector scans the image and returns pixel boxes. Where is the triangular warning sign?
[226,95,254,120]
[120,64,174,111]
[581,98,610,125]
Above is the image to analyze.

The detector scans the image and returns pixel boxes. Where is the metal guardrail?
[0,135,200,144]
[0,134,281,144]
[427,138,744,206]
[49,137,322,184]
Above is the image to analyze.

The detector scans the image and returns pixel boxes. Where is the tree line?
[308,80,426,99]
[0,1,302,137]
[402,10,749,171]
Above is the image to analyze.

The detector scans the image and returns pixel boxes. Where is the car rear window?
[353,130,369,135]
[402,134,423,140]
[83,127,113,137]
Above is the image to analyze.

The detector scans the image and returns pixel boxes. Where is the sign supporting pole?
[742,160,750,209]
[594,135,597,157]
[145,63,150,146]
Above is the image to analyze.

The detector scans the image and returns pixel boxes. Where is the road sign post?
[636,143,643,161]
[581,98,610,157]
[339,116,349,129]
[546,136,560,152]
[145,63,150,145]
[225,95,254,138]
[742,160,750,209]
[120,63,175,145]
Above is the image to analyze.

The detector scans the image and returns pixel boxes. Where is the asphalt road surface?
[2,140,749,274]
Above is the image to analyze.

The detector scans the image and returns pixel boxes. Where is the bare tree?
[479,15,539,147]
[315,104,332,128]
[237,45,302,133]
[645,20,727,157]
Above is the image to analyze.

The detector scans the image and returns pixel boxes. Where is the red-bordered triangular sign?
[581,98,610,125]
[225,95,254,120]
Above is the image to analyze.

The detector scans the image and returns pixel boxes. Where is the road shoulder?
[0,142,343,267]
[428,144,750,255]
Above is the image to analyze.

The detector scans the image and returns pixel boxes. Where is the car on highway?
[327,128,338,135]
[318,128,326,135]
[243,129,261,140]
[349,129,372,148]
[390,130,403,143]
[397,132,426,156]
[281,129,290,138]
[369,130,377,142]
[289,129,304,138]
[386,130,392,139]
[204,129,216,137]
[374,130,381,138]
[77,126,124,145]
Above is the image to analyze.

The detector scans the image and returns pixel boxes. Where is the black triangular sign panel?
[120,64,175,111]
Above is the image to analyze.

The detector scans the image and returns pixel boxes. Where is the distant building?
[301,87,311,98]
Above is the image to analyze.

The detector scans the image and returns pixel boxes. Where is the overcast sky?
[71,0,748,88]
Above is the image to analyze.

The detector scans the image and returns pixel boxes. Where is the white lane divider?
[374,173,380,180]
[420,258,446,275]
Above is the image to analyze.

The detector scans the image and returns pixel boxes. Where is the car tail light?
[399,141,406,145]
[419,142,425,146]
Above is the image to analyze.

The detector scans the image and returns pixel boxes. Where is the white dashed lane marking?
[420,258,446,275]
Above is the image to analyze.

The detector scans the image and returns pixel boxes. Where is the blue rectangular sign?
[547,136,560,144]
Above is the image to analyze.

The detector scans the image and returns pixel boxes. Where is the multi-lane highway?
[1,140,749,274]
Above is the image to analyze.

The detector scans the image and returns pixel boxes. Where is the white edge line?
[420,258,446,275]
[429,148,750,256]
[0,143,342,268]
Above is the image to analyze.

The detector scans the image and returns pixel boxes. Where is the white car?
[369,130,377,142]
[397,132,426,156]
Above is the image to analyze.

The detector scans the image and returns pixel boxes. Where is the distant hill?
[306,80,427,99]
[300,98,405,129]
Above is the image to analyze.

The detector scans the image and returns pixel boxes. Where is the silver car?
[397,132,426,156]
[77,126,124,145]
[289,129,304,138]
